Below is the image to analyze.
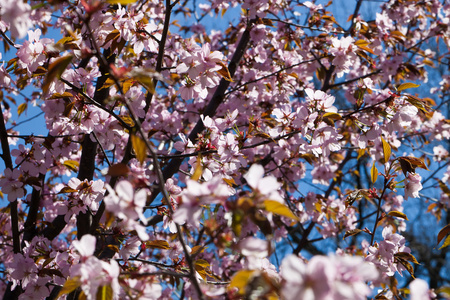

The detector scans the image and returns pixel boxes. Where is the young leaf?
[381,137,391,163]
[262,200,298,221]
[131,134,147,164]
[371,161,378,184]
[42,55,73,94]
[397,82,420,92]
[396,258,415,278]
[63,160,79,172]
[216,61,233,82]
[228,270,256,294]
[57,277,81,298]
[146,240,171,250]
[106,163,130,177]
[438,235,450,250]
[58,187,78,194]
[17,103,27,116]
[437,224,450,246]
[191,158,203,181]
[96,285,113,300]
[343,228,362,239]
[106,0,137,4]
[387,211,409,221]
[394,252,419,265]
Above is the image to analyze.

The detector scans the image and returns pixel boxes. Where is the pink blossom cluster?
[280,254,378,300]
[0,0,448,299]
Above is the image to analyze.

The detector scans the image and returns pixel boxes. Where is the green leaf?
[42,55,73,94]
[397,82,420,92]
[131,134,147,164]
[263,200,298,221]
[371,161,378,184]
[388,211,409,221]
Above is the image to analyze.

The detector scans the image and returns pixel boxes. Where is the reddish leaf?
[42,55,73,94]
[437,224,450,246]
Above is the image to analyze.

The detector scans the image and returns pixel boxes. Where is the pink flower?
[280,254,378,300]
[404,173,422,200]
[366,226,411,277]
[0,0,32,38]
[410,278,435,300]
[72,234,96,259]
[305,88,338,113]
[280,254,335,300]
[104,181,149,240]
[0,168,25,202]
[172,177,230,226]
[244,164,283,202]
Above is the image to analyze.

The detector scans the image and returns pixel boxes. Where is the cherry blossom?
[0,0,449,298]
[404,173,423,200]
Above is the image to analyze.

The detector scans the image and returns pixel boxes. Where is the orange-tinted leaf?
[195,259,210,268]
[131,134,147,164]
[381,137,391,163]
[395,252,419,264]
[396,258,415,278]
[106,0,137,3]
[120,115,135,127]
[63,160,79,172]
[96,284,113,300]
[191,245,206,256]
[343,228,362,239]
[397,82,420,92]
[404,95,432,115]
[107,163,130,177]
[223,177,236,187]
[388,211,409,221]
[191,158,203,181]
[49,92,73,99]
[323,112,342,121]
[438,235,450,250]
[63,101,75,117]
[437,224,450,246]
[57,277,81,298]
[355,39,369,47]
[43,55,73,94]
[228,270,256,294]
[263,200,298,221]
[146,240,170,250]
[17,103,27,116]
[106,244,120,253]
[58,186,78,194]
[216,61,233,82]
[398,156,429,174]
[135,76,155,94]
[371,161,378,184]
